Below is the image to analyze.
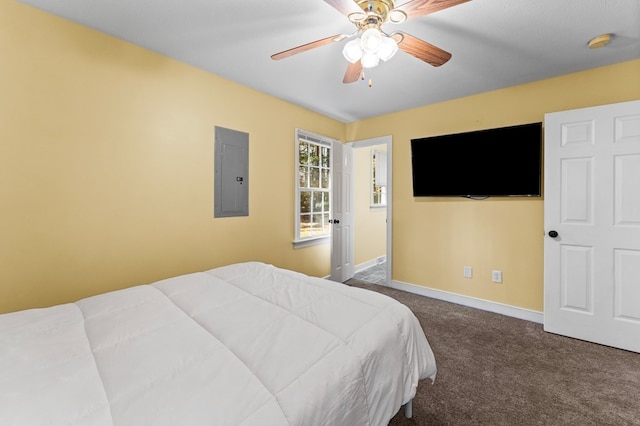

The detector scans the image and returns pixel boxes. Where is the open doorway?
[348,136,392,285]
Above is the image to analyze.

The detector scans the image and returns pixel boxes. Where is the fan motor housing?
[357,0,394,15]
[349,0,395,23]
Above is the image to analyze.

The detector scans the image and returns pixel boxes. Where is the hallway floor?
[352,262,387,285]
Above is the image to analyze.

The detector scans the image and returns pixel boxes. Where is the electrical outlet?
[463,266,472,279]
[492,270,503,283]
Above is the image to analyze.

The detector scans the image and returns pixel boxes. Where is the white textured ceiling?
[18,0,640,123]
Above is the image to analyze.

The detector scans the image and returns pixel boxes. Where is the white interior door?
[330,142,354,282]
[544,100,640,353]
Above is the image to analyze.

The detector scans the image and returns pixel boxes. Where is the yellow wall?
[0,0,344,313]
[354,145,386,266]
[346,59,640,312]
[2,0,639,315]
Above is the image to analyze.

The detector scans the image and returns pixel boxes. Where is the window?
[295,129,333,247]
[371,149,387,207]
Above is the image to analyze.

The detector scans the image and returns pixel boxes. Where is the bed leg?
[403,399,413,418]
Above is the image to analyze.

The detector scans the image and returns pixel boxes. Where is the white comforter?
[0,262,436,425]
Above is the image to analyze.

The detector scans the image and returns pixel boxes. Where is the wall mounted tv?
[411,122,542,198]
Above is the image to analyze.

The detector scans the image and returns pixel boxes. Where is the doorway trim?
[347,136,392,285]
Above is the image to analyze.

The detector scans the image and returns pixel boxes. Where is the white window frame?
[294,129,335,249]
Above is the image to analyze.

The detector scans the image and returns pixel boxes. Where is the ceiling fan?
[271,0,471,84]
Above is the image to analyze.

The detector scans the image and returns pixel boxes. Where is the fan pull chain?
[359,70,372,88]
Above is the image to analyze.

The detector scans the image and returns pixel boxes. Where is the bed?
[0,262,437,425]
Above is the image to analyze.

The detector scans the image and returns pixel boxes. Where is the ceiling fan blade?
[393,0,471,20]
[343,60,363,83]
[271,35,344,61]
[395,32,452,66]
[323,0,364,17]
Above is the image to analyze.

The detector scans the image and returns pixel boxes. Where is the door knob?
[334,219,340,224]
[548,230,559,238]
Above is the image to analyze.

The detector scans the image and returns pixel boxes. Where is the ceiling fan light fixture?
[271,0,468,84]
[377,35,398,61]
[361,51,380,68]
[360,27,383,53]
[342,39,363,63]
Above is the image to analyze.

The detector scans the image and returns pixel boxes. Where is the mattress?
[0,262,436,425]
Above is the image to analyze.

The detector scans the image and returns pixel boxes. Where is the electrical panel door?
[214,126,249,217]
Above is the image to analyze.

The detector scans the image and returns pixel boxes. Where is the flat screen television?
[411,122,542,198]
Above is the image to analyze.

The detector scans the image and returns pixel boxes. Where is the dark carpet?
[345,279,640,426]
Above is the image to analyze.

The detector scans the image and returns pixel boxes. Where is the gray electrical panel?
[214,126,248,218]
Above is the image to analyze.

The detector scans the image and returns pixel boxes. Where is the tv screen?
[411,123,542,197]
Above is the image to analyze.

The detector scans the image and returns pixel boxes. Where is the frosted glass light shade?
[360,28,383,53]
[377,36,398,62]
[361,52,380,68]
[342,39,363,63]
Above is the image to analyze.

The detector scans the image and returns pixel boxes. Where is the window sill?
[370,204,387,209]
[293,236,330,249]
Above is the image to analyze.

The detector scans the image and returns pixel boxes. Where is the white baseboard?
[387,280,544,324]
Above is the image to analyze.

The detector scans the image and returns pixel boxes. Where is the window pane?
[312,214,323,235]
[323,192,330,211]
[300,191,311,213]
[299,142,308,165]
[321,146,330,167]
[372,185,386,206]
[321,169,330,189]
[372,154,377,181]
[313,192,323,212]
[299,166,308,187]
[310,167,320,188]
[323,213,331,235]
[300,214,311,238]
[309,144,320,166]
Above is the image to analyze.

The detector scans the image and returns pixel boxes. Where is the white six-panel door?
[331,142,354,282]
[544,100,640,353]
